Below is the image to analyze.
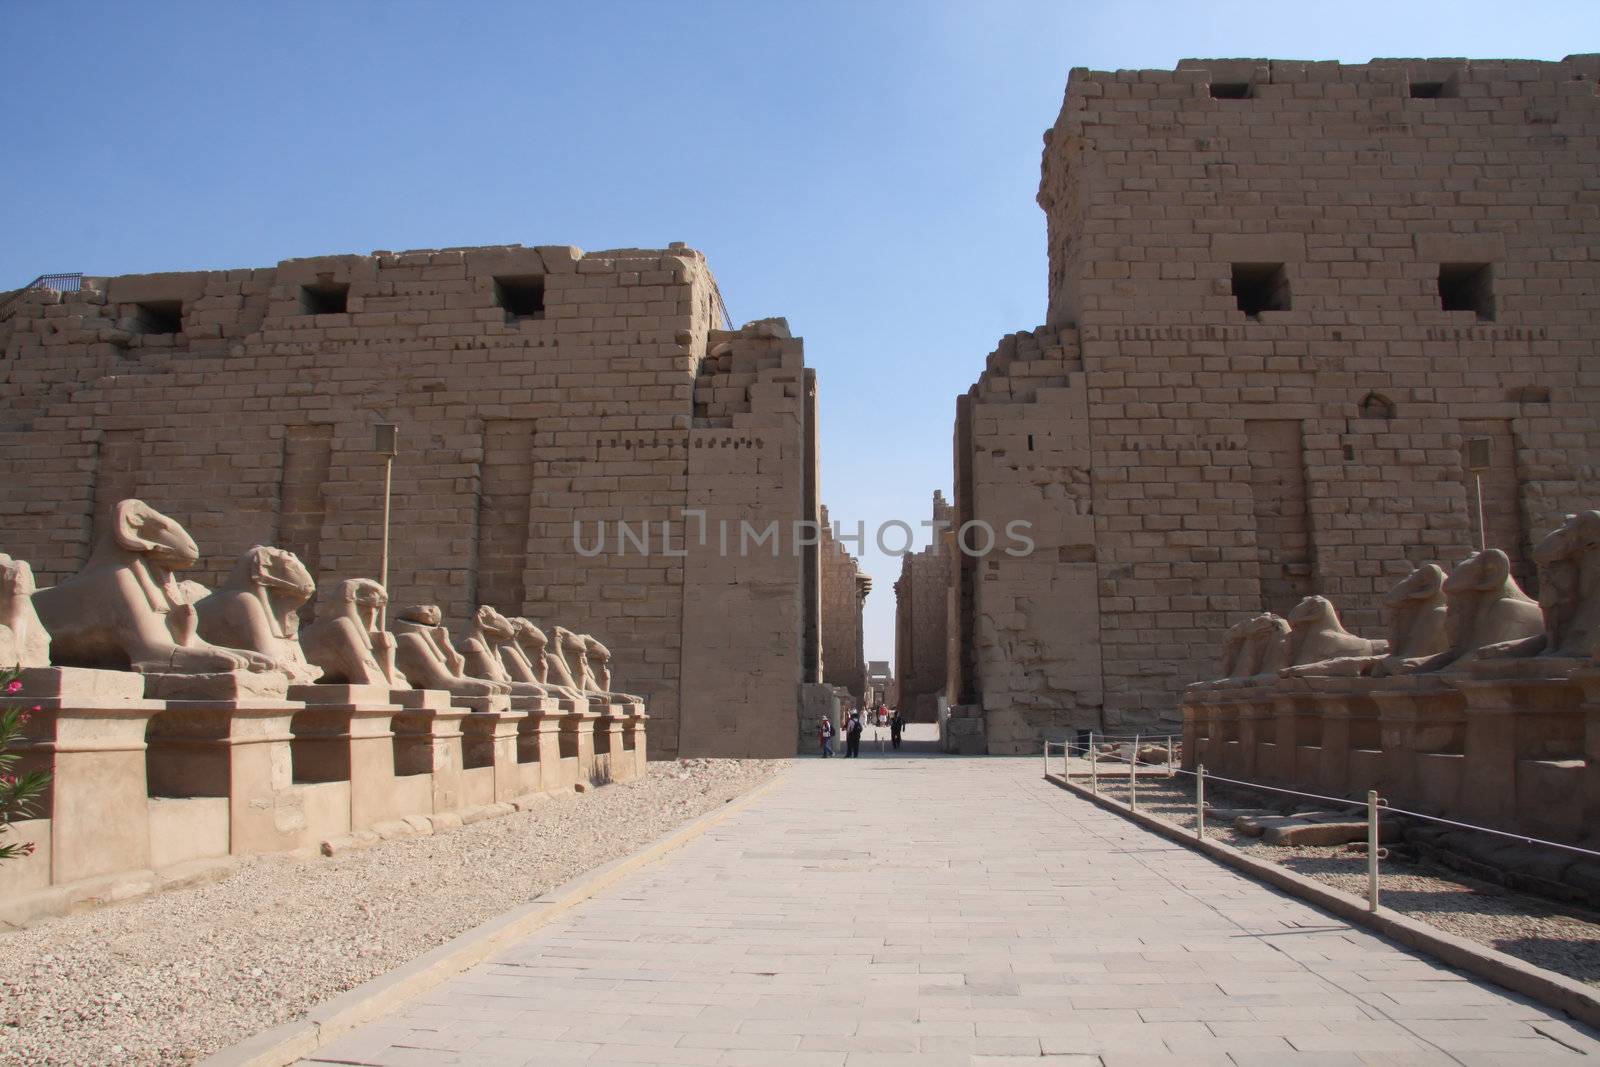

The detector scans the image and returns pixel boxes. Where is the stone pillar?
[15,667,160,886]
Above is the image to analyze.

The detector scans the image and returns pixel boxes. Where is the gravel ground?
[1085,772,1600,987]
[0,758,784,1067]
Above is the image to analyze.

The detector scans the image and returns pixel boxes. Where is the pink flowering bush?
[0,669,49,862]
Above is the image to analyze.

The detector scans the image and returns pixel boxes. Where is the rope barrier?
[1375,803,1600,861]
[1045,739,1600,864]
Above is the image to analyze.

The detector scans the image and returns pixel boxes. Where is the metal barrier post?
[1367,789,1380,912]
[1196,764,1206,840]
[1090,734,1098,795]
[1130,733,1139,810]
[1167,735,1174,776]
[1043,740,1049,778]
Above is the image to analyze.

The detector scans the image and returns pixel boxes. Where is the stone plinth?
[143,694,310,855]
[12,667,162,885]
[287,684,406,830]
[144,670,290,702]
[1308,677,1385,799]
[1211,681,1276,781]
[624,710,649,780]
[559,710,600,788]
[458,709,528,804]
[593,712,628,783]
[1369,676,1465,815]
[1449,667,1584,836]
[390,688,467,816]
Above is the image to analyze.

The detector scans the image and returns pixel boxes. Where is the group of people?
[818,705,904,758]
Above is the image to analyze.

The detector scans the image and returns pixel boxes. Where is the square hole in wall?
[299,281,349,315]
[1210,81,1251,99]
[1409,80,1449,99]
[134,300,183,334]
[1438,263,1495,320]
[494,275,545,321]
[1231,263,1290,317]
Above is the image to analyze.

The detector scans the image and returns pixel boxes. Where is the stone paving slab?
[303,738,1600,1066]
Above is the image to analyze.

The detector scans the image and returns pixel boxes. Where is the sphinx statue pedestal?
[623,708,649,778]
[1312,678,1385,800]
[1450,661,1586,839]
[458,707,529,807]
[1571,669,1600,841]
[140,676,311,857]
[1370,677,1466,815]
[287,683,411,831]
[593,708,629,783]
[389,688,468,816]
[1227,681,1278,781]
[557,708,601,790]
[4,667,162,898]
[144,670,289,702]
[1264,685,1320,787]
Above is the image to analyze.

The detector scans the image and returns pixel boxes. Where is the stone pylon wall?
[955,55,1600,752]
[819,505,868,703]
[893,491,952,722]
[0,244,816,758]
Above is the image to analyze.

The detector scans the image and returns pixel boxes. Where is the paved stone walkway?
[306,734,1600,1065]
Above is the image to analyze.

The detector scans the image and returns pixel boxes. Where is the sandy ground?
[0,758,784,1067]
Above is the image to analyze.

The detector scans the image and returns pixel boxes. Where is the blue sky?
[4,1,1594,665]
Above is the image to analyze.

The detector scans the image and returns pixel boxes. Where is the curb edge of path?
[199,766,791,1067]
[1043,771,1600,1032]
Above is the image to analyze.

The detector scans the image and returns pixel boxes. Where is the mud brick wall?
[0,244,818,758]
[955,55,1600,751]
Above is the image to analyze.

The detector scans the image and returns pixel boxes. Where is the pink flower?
[5,680,20,694]
[20,841,35,856]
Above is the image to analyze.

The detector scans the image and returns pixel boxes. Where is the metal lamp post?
[374,423,398,628]
[1465,437,1491,551]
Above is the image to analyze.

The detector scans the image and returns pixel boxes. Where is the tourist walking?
[819,715,834,757]
[890,710,902,750]
[845,710,863,758]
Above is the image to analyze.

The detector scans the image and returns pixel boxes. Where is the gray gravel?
[0,758,783,1067]
[1092,773,1600,987]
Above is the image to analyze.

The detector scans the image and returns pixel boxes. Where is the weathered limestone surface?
[953,56,1600,751]
[893,491,952,722]
[0,552,50,669]
[818,504,869,704]
[1185,525,1600,850]
[0,245,821,758]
